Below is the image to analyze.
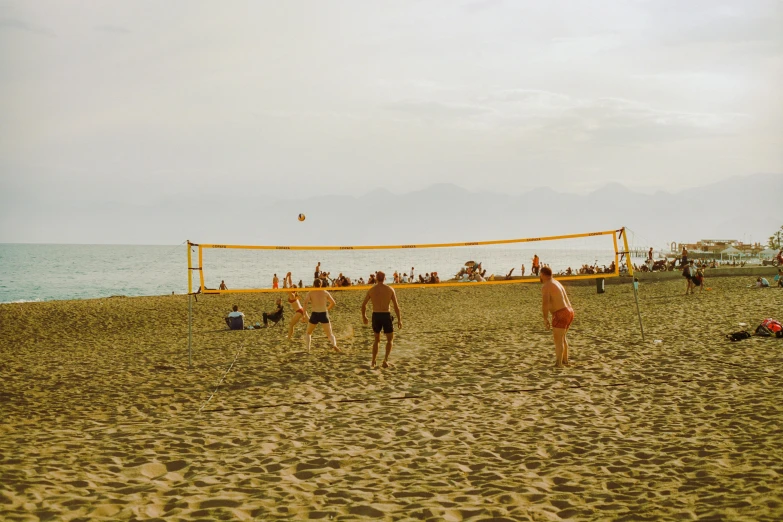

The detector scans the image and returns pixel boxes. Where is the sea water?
[0,244,642,303]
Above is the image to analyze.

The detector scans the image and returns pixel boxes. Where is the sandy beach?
[1,276,782,520]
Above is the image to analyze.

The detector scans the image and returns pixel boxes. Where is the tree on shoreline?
[768,225,783,249]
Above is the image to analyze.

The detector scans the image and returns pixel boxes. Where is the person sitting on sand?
[262,298,284,327]
[225,305,245,330]
[540,266,573,368]
[361,271,402,368]
[286,290,308,340]
[219,280,228,290]
[756,277,771,288]
[302,279,341,353]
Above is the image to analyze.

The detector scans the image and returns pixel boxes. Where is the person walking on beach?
[532,255,541,276]
[302,279,341,353]
[540,266,573,367]
[520,264,526,276]
[361,271,402,368]
[683,260,696,295]
[219,280,228,290]
[272,274,279,289]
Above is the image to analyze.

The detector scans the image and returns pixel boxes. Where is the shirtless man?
[540,266,574,367]
[361,271,402,368]
[302,279,341,353]
[286,290,309,340]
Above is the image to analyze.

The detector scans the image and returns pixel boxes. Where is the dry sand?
[1,277,782,521]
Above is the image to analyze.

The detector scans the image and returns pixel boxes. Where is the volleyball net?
[187,228,634,295]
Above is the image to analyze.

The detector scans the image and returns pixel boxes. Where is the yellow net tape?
[197,229,618,251]
[189,228,625,294]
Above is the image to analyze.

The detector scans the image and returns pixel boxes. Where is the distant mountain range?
[1,173,780,249]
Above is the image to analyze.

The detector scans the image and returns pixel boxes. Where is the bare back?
[366,283,396,312]
[306,289,334,313]
[542,279,571,312]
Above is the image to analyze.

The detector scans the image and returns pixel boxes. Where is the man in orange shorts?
[540,266,574,367]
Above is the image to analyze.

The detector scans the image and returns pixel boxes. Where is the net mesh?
[189,229,627,294]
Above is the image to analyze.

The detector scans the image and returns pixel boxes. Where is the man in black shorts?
[361,271,403,368]
[302,278,341,353]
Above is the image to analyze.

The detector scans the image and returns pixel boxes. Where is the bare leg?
[381,332,394,368]
[288,312,302,340]
[552,328,566,367]
[322,323,341,352]
[562,329,570,365]
[305,322,317,353]
[371,333,380,367]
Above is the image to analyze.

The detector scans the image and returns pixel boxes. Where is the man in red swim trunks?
[540,266,574,367]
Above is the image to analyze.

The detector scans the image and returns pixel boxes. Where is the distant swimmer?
[286,290,308,340]
[540,266,573,367]
[361,271,402,368]
[302,279,341,353]
[219,280,228,290]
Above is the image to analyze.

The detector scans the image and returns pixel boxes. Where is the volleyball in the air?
[298,213,306,222]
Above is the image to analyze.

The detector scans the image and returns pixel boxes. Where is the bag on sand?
[727,331,751,342]
[755,318,783,338]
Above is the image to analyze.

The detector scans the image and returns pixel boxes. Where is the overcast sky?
[1,0,781,210]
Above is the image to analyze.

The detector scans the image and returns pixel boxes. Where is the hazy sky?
[1,0,781,210]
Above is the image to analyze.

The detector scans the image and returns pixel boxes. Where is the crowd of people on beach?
[213,253,631,294]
